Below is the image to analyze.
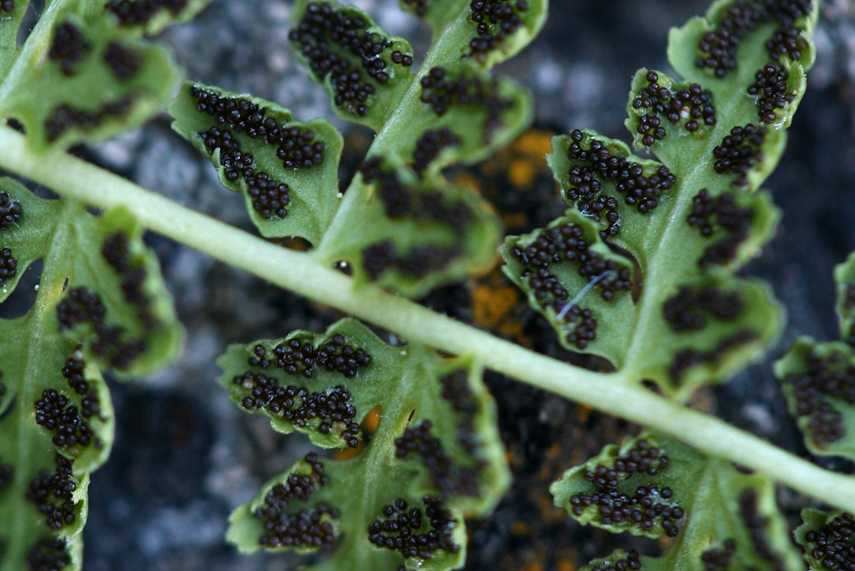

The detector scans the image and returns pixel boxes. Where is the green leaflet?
[177,0,540,296]
[92,0,212,36]
[168,82,344,244]
[397,0,547,70]
[795,508,855,571]
[314,158,502,297]
[0,178,182,571]
[552,432,802,571]
[219,318,510,571]
[308,59,531,296]
[502,0,819,398]
[387,61,534,170]
[774,252,855,460]
[500,211,636,364]
[0,0,194,152]
[289,0,417,131]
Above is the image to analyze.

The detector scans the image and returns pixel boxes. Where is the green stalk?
[1,124,853,512]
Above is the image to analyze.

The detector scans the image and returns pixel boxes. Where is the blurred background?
[22,0,853,569]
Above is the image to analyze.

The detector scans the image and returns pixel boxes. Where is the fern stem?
[2,124,853,512]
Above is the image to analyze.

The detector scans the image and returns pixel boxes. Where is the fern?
[168,0,543,296]
[552,432,802,571]
[775,253,855,458]
[0,0,853,570]
[795,508,855,571]
[502,0,818,398]
[218,319,508,570]
[0,178,181,570]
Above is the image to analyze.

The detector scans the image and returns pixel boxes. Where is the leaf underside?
[552,432,802,571]
[171,0,547,298]
[0,178,182,571]
[774,252,855,460]
[502,0,819,399]
[298,0,541,297]
[0,0,211,152]
[218,318,509,571]
[795,508,855,571]
[168,82,344,245]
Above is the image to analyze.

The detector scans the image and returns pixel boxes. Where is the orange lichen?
[510,158,537,188]
[333,406,381,461]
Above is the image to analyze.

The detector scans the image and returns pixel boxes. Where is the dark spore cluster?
[669,330,757,383]
[419,66,515,140]
[259,502,340,551]
[258,454,328,513]
[566,129,677,231]
[632,72,716,143]
[635,115,666,147]
[190,85,330,221]
[289,2,413,116]
[589,550,642,571]
[395,420,480,497]
[48,21,92,76]
[190,86,326,170]
[412,128,462,175]
[26,537,71,571]
[0,247,17,287]
[45,97,134,142]
[56,287,106,330]
[712,124,768,187]
[104,42,142,81]
[688,189,756,268]
[0,190,23,230]
[749,62,795,124]
[394,419,449,468]
[62,354,104,420]
[362,241,462,281]
[803,512,855,571]
[465,0,530,62]
[696,1,767,77]
[254,453,339,548]
[197,127,291,220]
[784,349,855,449]
[56,286,149,369]
[247,333,372,379]
[359,158,472,232]
[232,371,361,447]
[663,286,745,332]
[508,221,631,349]
[106,0,188,26]
[568,438,684,537]
[102,231,158,330]
[26,455,78,531]
[1,1,13,13]
[439,369,478,416]
[766,25,808,62]
[368,496,460,560]
[440,369,487,462]
[34,388,99,450]
[0,462,11,491]
[700,539,736,571]
[695,0,811,77]
[738,489,785,569]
